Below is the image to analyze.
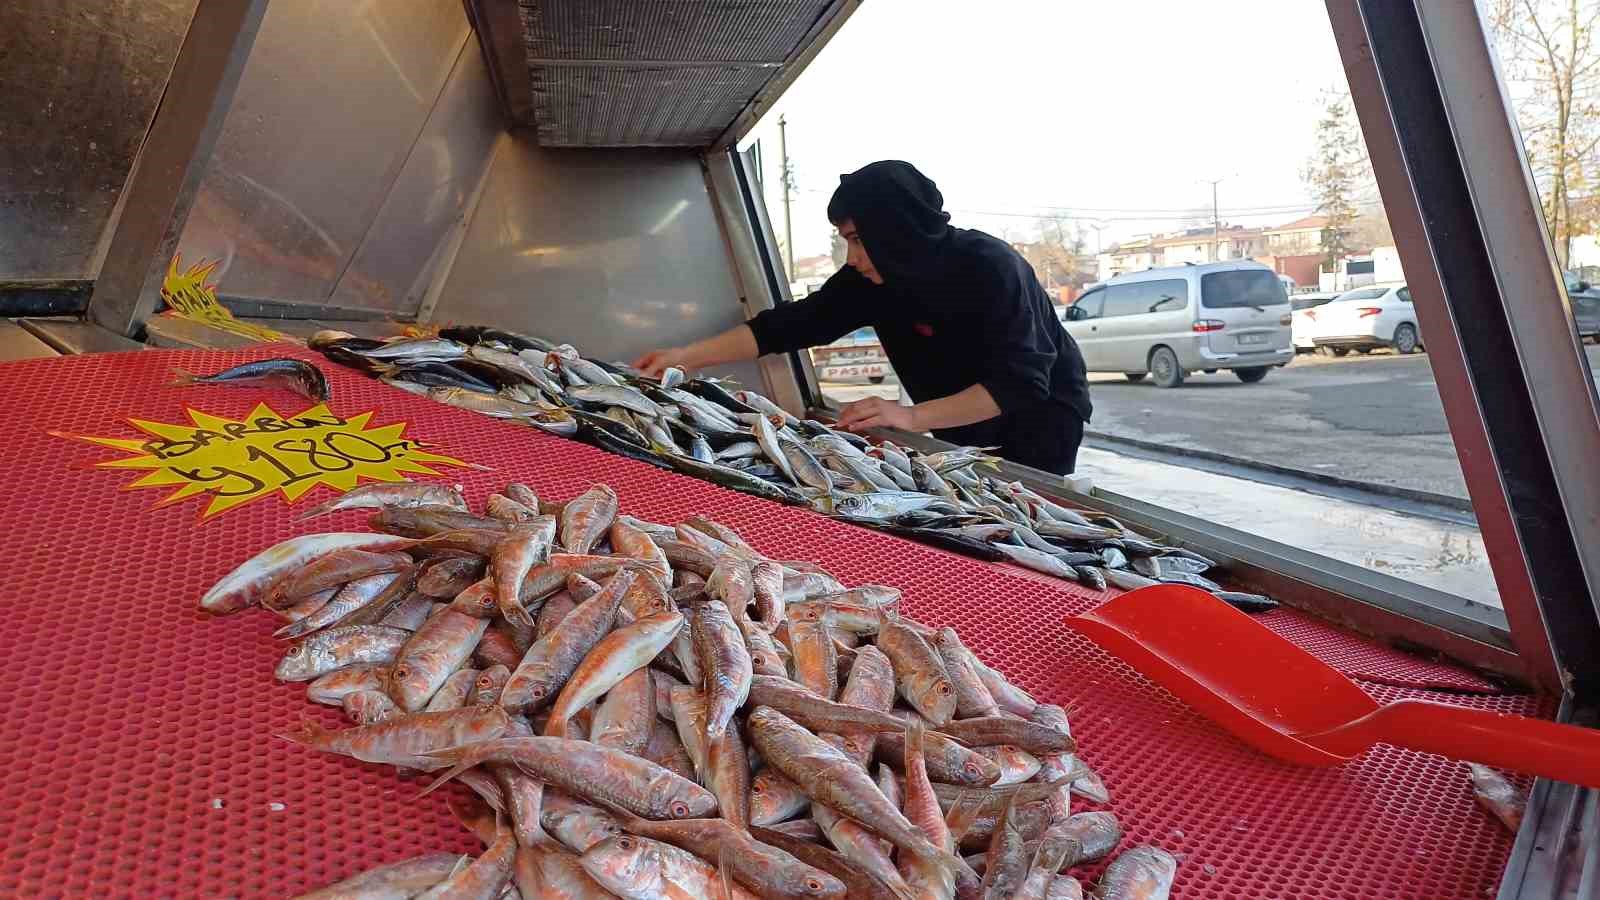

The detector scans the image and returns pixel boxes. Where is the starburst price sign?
[53,402,475,519]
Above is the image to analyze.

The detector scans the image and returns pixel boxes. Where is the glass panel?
[1482,2,1600,360]
[174,0,469,306]
[0,0,198,279]
[741,2,1506,618]
[1201,270,1288,309]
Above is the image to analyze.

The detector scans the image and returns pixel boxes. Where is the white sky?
[740,0,1354,260]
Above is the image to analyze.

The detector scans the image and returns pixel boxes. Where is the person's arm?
[633,269,873,377]
[633,324,757,377]
[836,384,1001,433]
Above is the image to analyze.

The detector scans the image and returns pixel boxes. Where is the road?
[820,344,1600,502]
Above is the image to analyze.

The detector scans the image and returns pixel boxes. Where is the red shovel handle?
[1311,700,1600,787]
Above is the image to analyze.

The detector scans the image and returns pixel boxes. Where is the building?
[1256,215,1329,289]
[1097,239,1157,280]
[1153,225,1265,266]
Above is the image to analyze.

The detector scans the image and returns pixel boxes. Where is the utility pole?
[1208,178,1222,262]
[778,115,794,282]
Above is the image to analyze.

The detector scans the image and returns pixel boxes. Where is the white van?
[1061,261,1294,387]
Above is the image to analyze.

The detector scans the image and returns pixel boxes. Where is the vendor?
[634,160,1092,474]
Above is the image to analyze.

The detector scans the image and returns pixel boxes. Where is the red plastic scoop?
[1066,585,1600,786]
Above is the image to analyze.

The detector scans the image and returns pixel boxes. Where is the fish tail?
[294,497,343,521]
[904,717,925,758]
[170,368,201,387]
[944,789,981,844]
[717,844,738,900]
[275,720,330,748]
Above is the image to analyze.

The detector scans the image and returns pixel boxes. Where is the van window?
[1104,278,1188,317]
[1200,270,1287,309]
[1073,288,1105,319]
[1347,260,1376,275]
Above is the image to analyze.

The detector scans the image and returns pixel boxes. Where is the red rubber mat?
[0,345,1544,897]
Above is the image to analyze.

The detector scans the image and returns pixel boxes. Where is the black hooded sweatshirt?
[745,161,1092,473]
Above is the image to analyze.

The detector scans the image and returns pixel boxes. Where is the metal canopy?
[467,0,851,147]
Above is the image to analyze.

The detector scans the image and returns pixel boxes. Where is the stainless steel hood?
[466,0,855,148]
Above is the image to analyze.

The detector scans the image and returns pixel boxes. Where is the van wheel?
[1124,373,1146,382]
[1235,366,1270,384]
[1149,347,1184,388]
[1393,323,1419,354]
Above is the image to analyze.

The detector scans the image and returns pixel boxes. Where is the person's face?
[838,220,883,285]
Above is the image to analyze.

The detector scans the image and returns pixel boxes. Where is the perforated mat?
[0,345,1548,897]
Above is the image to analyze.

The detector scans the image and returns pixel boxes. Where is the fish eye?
[531,685,546,698]
[936,682,953,696]
[805,877,825,892]
[751,781,765,794]
[392,665,409,679]
[616,836,634,849]
[288,645,304,656]
[964,762,982,777]
[670,801,690,817]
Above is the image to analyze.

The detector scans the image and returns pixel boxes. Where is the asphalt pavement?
[820,344,1600,503]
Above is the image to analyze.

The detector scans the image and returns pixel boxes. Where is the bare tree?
[1489,0,1600,266]
[1301,91,1370,269]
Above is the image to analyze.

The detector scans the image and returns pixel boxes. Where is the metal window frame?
[1327,0,1600,698]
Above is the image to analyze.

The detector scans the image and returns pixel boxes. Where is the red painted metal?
[0,345,1549,897]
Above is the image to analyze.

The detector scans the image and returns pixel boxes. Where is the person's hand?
[632,347,690,378]
[836,396,919,433]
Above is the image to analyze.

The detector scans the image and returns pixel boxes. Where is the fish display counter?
[0,342,1547,897]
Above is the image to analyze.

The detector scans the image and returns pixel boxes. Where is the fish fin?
[717,844,738,900]
[904,717,925,758]
[274,720,330,747]
[170,368,201,387]
[272,618,314,639]
[414,746,480,798]
[944,790,981,845]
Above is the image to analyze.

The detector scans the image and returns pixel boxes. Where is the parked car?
[1061,261,1294,388]
[809,327,892,383]
[1562,271,1600,342]
[1290,291,1340,352]
[1308,283,1422,355]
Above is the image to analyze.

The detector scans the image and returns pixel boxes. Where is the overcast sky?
[739,0,1356,260]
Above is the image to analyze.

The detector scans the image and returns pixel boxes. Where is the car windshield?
[1200,269,1288,308]
[1333,287,1389,302]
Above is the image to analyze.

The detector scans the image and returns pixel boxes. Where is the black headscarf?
[827,161,953,283]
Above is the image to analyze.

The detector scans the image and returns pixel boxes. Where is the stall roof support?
[87,0,268,338]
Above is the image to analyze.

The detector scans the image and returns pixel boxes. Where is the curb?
[1083,430,1476,515]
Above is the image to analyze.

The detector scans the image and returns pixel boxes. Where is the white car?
[1289,292,1339,352]
[1308,283,1424,356]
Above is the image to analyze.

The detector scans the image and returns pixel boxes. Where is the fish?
[938,716,1076,757]
[1469,763,1526,833]
[388,609,489,712]
[265,549,414,610]
[750,768,812,826]
[473,664,511,706]
[751,827,908,900]
[580,834,760,900]
[610,815,845,899]
[485,493,538,523]
[293,853,467,899]
[427,386,545,419]
[276,625,412,682]
[200,532,415,614]
[569,384,667,418]
[542,791,624,854]
[591,665,656,756]
[306,664,389,706]
[422,819,517,899]
[275,571,404,639]
[342,688,401,725]
[172,357,330,402]
[609,518,671,578]
[421,736,719,820]
[812,803,916,899]
[934,627,1001,719]
[1094,845,1177,900]
[418,557,486,598]
[545,610,684,738]
[561,484,620,554]
[876,616,958,726]
[747,706,956,868]
[492,516,558,627]
[298,482,466,520]
[278,705,510,769]
[902,719,959,900]
[974,745,1044,786]
[501,569,634,712]
[787,603,839,700]
[692,599,752,757]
